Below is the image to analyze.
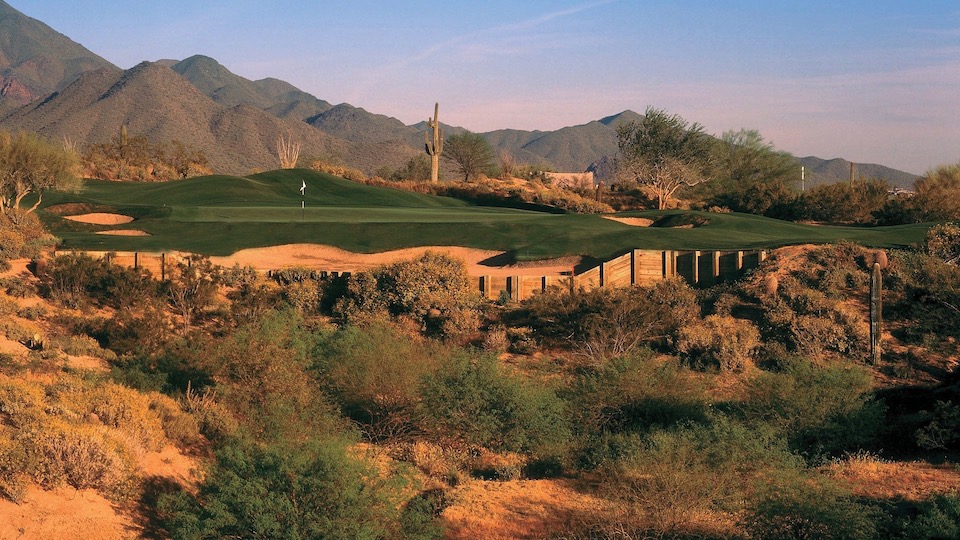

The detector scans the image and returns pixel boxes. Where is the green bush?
[420,351,569,456]
[336,252,479,338]
[158,438,408,540]
[742,473,880,540]
[599,416,799,535]
[894,493,960,539]
[313,323,443,441]
[915,400,960,451]
[677,314,760,371]
[742,357,884,458]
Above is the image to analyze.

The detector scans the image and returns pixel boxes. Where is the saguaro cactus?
[870,261,882,363]
[424,102,443,183]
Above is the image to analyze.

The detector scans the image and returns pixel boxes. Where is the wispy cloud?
[346,0,617,101]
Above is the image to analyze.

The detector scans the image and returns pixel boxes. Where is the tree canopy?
[0,130,80,217]
[442,131,496,182]
[616,107,718,210]
[708,129,797,215]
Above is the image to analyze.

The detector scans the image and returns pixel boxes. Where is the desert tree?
[616,107,717,210]
[443,131,496,182]
[0,130,80,220]
[277,133,301,169]
[708,129,797,215]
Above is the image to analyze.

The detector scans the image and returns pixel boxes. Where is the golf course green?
[37,169,933,260]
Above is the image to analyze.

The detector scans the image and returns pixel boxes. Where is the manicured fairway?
[38,169,933,260]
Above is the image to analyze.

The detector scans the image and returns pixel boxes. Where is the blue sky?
[16,0,960,174]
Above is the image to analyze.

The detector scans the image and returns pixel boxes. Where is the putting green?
[37,169,933,260]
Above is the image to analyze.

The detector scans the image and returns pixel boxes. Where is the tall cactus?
[424,102,443,183]
[869,261,882,363]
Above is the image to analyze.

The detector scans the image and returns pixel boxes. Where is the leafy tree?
[913,162,960,221]
[708,129,797,215]
[794,178,890,223]
[616,107,718,209]
[442,132,496,182]
[0,130,80,218]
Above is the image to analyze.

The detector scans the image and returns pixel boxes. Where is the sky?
[14,0,960,175]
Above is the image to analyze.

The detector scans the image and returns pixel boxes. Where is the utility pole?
[801,166,805,192]
[849,162,856,186]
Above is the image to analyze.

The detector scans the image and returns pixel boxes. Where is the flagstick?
[301,199,304,220]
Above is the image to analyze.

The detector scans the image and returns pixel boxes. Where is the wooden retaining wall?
[55,248,768,303]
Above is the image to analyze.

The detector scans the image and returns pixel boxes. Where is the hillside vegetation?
[0,219,959,538]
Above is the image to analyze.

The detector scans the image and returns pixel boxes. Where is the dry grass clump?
[0,374,199,502]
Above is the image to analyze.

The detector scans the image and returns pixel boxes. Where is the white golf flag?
[300,180,306,196]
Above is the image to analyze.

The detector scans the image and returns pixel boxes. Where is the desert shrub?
[915,400,960,451]
[33,422,139,497]
[0,212,57,268]
[677,314,760,371]
[0,295,15,316]
[148,393,202,447]
[742,357,884,458]
[926,221,960,265]
[158,438,409,540]
[48,333,116,361]
[50,378,168,452]
[336,252,479,339]
[0,274,37,298]
[885,250,960,344]
[481,325,510,353]
[162,255,221,331]
[420,351,569,456]
[742,473,880,540]
[185,310,342,442]
[518,278,696,361]
[600,417,799,535]
[226,276,282,324]
[792,179,890,224]
[313,323,443,441]
[180,384,239,443]
[894,492,960,539]
[568,351,711,468]
[38,252,108,308]
[16,304,46,320]
[0,316,40,344]
[0,374,170,501]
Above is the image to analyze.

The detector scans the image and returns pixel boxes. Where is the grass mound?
[36,171,933,259]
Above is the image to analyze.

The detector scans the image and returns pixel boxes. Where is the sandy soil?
[63,213,134,225]
[210,244,581,277]
[95,230,151,236]
[602,216,654,227]
[442,478,611,540]
[0,486,138,540]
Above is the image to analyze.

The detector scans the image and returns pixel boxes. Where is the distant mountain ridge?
[798,156,917,189]
[0,0,117,113]
[0,0,921,186]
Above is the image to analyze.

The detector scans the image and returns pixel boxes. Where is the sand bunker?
[603,216,654,227]
[64,213,134,225]
[95,229,150,236]
[211,244,580,277]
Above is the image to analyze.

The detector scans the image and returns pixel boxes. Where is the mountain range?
[0,0,919,187]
